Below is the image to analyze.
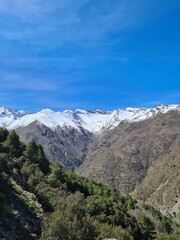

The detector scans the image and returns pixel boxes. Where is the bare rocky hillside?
[76,111,180,216]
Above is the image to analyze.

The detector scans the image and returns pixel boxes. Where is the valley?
[0,104,179,218]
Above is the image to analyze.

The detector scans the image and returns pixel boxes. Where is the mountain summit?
[0,104,179,133]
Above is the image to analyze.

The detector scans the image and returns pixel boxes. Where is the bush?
[138,214,156,240]
[156,233,180,240]
[95,222,133,240]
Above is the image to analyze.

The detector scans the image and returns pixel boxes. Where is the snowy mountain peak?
[0,106,29,127]
[75,109,89,114]
[63,110,74,114]
[0,106,27,117]
[0,104,179,133]
[39,109,55,114]
[156,104,179,111]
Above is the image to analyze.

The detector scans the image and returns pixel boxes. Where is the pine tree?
[4,130,22,157]
[24,140,38,162]
[0,128,8,143]
[24,141,49,174]
[37,145,49,174]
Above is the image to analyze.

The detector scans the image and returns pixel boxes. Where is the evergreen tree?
[24,140,38,162]
[24,141,49,174]
[37,145,49,174]
[0,128,8,143]
[4,130,22,157]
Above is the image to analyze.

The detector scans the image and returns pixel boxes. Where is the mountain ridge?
[0,104,179,133]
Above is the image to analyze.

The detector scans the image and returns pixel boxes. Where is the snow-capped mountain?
[0,106,29,128]
[0,104,179,133]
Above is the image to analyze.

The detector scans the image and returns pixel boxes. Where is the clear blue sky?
[0,0,180,111]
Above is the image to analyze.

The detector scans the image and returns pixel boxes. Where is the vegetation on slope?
[77,111,180,216]
[0,128,179,240]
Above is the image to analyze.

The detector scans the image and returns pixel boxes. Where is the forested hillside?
[0,128,179,240]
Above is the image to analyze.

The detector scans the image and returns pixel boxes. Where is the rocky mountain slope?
[15,121,93,168]
[77,110,180,217]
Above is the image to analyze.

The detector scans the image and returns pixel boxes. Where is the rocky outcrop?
[16,121,93,168]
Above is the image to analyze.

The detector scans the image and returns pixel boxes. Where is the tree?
[96,222,133,240]
[37,145,49,174]
[24,140,38,162]
[138,214,156,240]
[0,193,6,216]
[48,162,66,184]
[0,128,8,142]
[0,153,8,172]
[161,216,173,233]
[24,141,49,174]
[4,130,22,157]
[126,195,136,210]
[41,192,97,240]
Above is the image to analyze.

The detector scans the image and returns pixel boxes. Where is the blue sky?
[0,0,180,111]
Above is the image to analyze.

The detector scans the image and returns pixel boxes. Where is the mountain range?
[1,105,179,133]
[0,104,179,218]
